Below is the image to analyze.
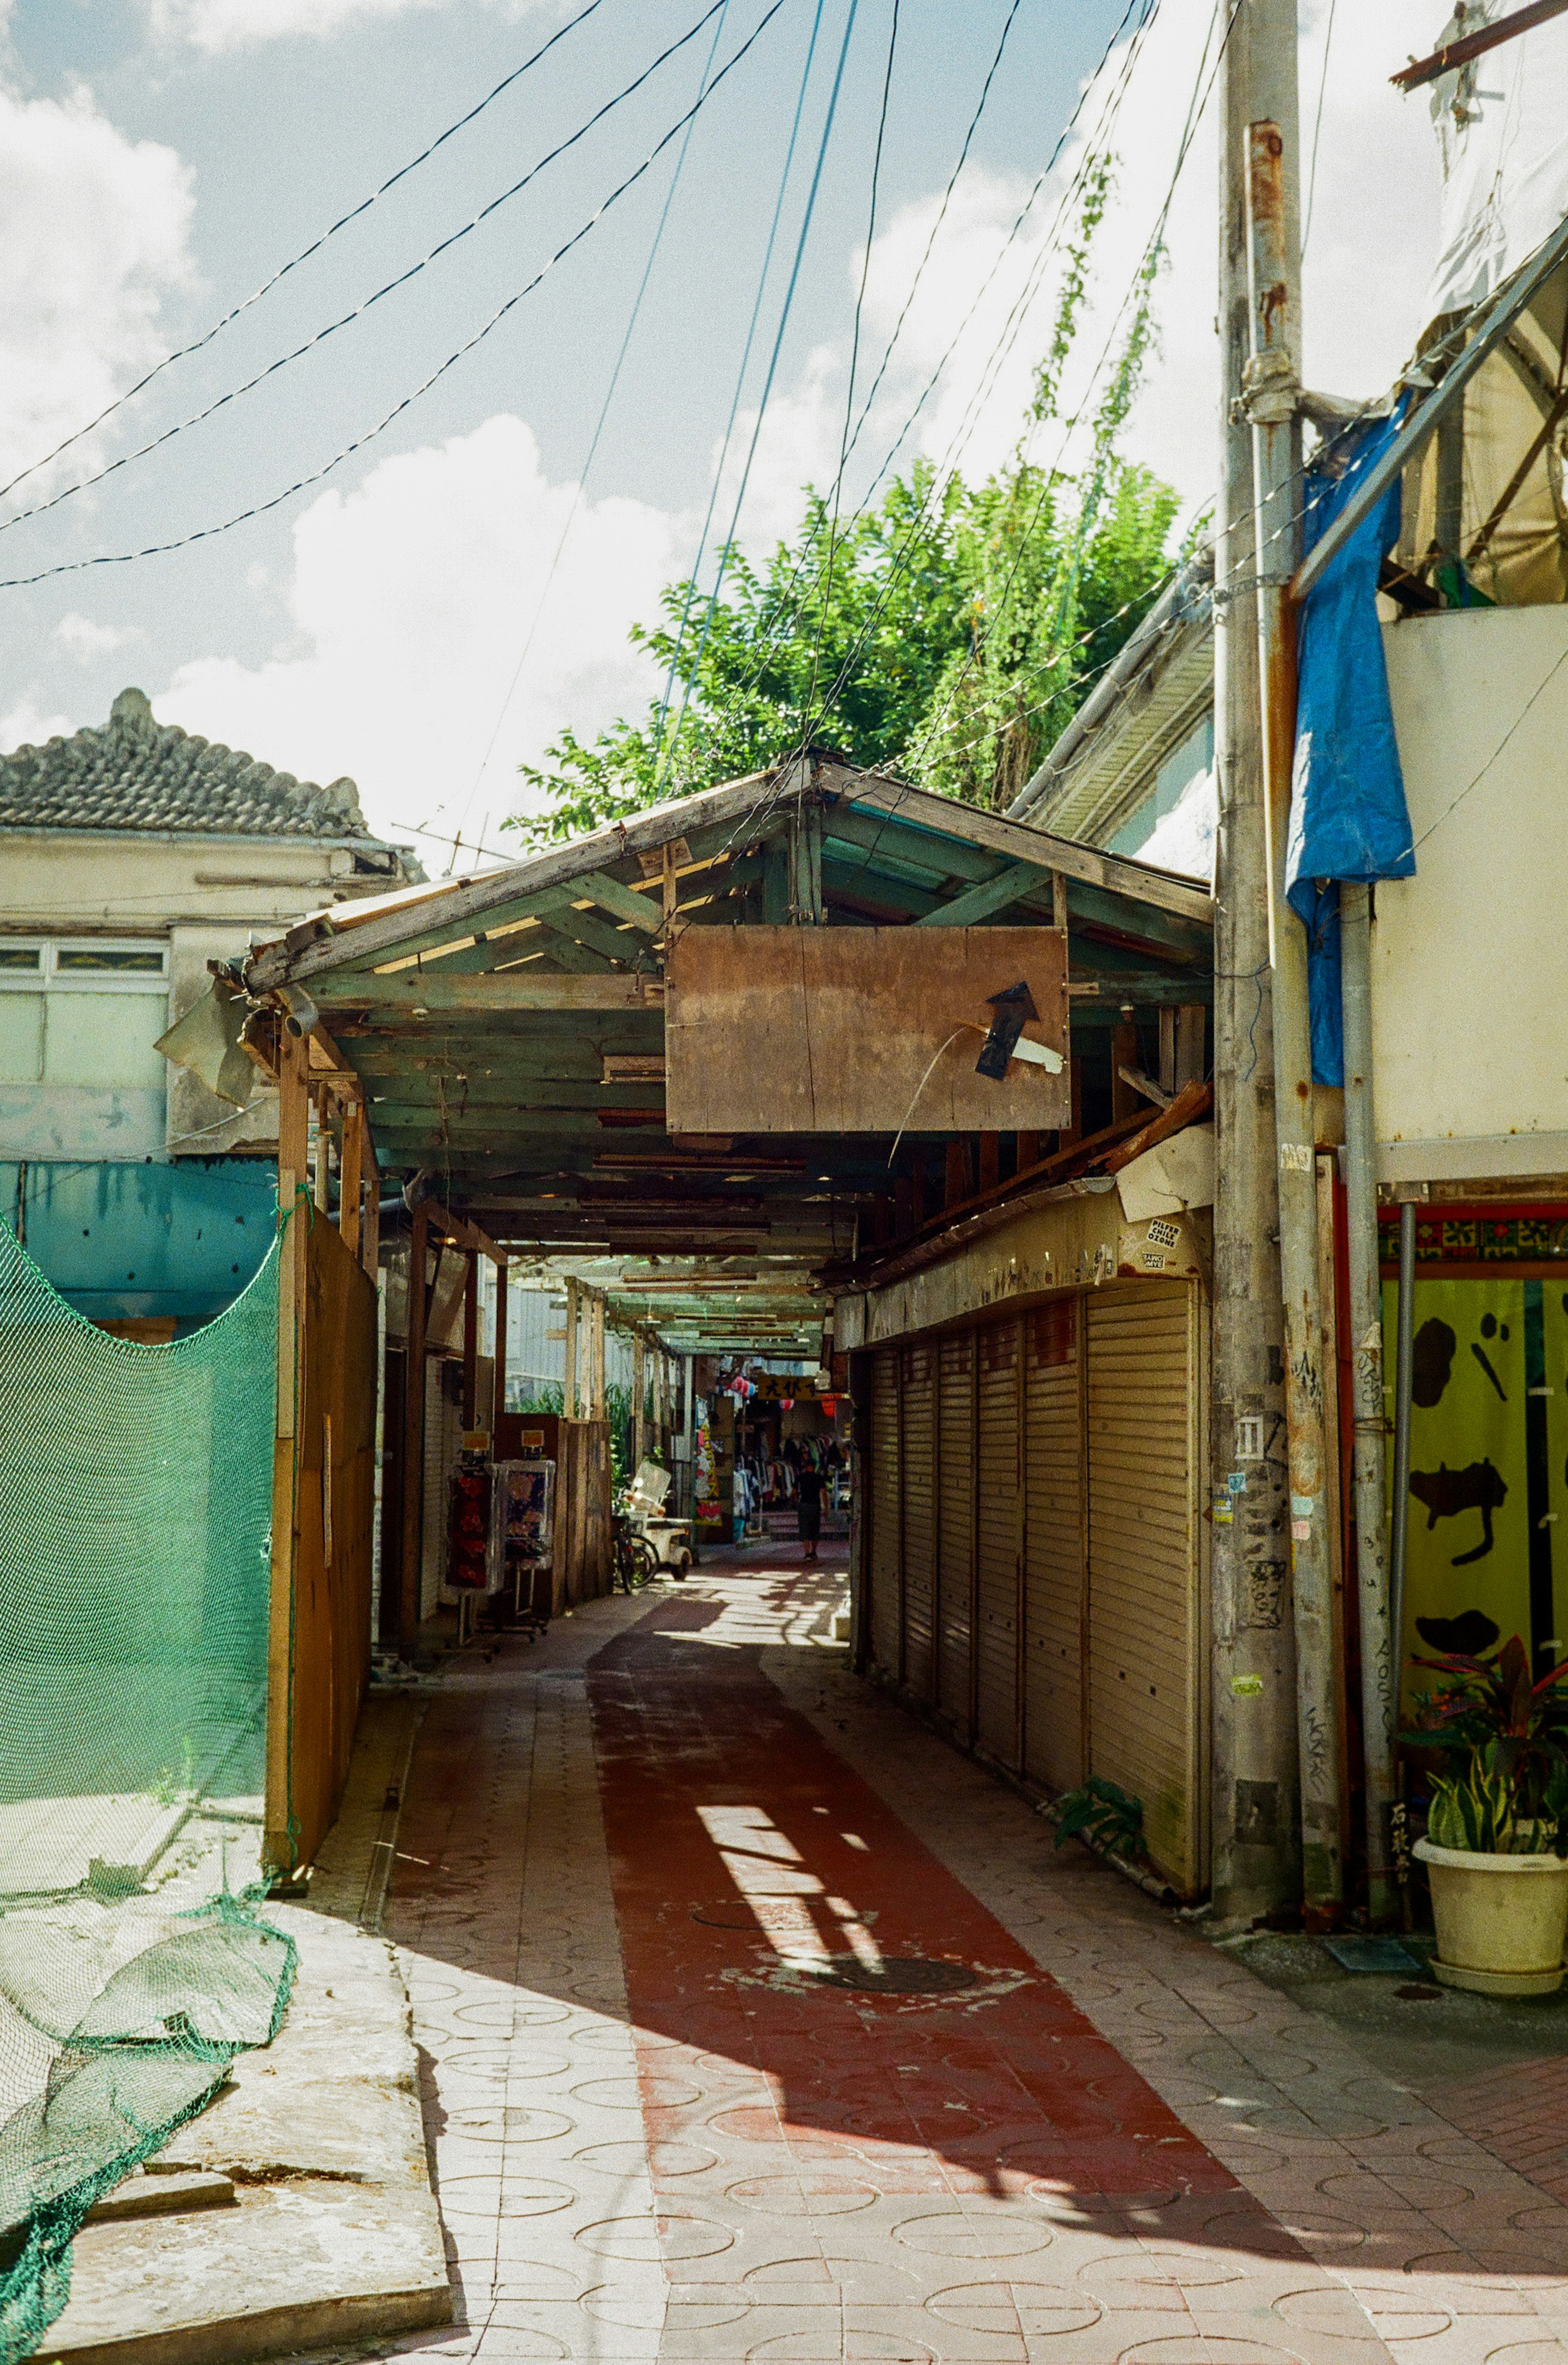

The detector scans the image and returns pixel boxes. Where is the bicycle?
[612,1513,661,1594]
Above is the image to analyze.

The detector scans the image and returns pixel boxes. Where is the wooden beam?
[340,1095,365,1256]
[361,1119,380,1277]
[322,973,666,1013]
[915,859,1050,928]
[265,1027,310,1873]
[820,763,1216,925]
[577,870,662,932]
[563,1276,580,1420]
[1391,0,1568,90]
[493,1256,508,1419]
[399,1204,428,1650]
[462,1253,479,1427]
[1118,1063,1172,1110]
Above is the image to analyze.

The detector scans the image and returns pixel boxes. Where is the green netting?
[0,1218,294,2362]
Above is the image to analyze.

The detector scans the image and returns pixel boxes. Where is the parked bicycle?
[612,1511,661,1594]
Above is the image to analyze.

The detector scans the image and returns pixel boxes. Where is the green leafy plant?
[1051,1776,1144,1861]
[1404,1633,1568,1854]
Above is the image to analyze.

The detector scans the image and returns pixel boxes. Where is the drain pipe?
[1339,884,1397,1925]
[1389,1196,1419,1699]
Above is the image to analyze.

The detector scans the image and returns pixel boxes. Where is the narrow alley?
[316,1550,1568,2365]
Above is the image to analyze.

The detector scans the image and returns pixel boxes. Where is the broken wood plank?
[915,858,1050,927]
[321,973,665,1013]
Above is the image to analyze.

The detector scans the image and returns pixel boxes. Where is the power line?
[647,0,835,774]
[0,0,612,510]
[0,0,791,594]
[655,0,864,786]
[434,1,739,870]
[0,0,738,541]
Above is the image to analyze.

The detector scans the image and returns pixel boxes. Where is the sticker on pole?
[1279,1142,1313,1174]
[1231,1674,1264,1697]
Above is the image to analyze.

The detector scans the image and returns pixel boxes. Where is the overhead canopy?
[243,756,1212,1355]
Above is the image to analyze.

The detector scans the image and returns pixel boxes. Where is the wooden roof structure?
[244,755,1213,1354]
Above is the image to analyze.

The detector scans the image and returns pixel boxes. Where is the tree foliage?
[513,153,1179,844]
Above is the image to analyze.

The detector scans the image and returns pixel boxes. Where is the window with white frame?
[0,940,170,1093]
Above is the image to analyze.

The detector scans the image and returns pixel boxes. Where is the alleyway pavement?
[307,1548,1568,2363]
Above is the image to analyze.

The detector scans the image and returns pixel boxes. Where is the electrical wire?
[0,0,790,594]
[646,0,834,774]
[0,0,612,509]
[434,0,738,870]
[1301,0,1337,260]
[655,0,863,786]
[0,0,739,542]
[659,0,1161,788]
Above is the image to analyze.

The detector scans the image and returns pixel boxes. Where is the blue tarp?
[1288,411,1416,1084]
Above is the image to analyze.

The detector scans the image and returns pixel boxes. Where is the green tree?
[512,154,1178,841]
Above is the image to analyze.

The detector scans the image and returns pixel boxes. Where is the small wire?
[0,0,612,508]
[0,0,737,541]
[1301,0,1337,261]
[0,0,789,594]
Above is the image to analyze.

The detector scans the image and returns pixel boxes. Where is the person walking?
[796,1455,823,1565]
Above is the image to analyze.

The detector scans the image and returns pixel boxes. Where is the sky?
[0,0,1455,877]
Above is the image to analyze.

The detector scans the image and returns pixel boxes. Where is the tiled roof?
[0,686,389,842]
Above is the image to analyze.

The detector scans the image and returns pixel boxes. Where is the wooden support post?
[943,1141,972,1209]
[632,1331,646,1470]
[1052,869,1069,935]
[361,1127,380,1278]
[493,1256,508,1422]
[662,844,679,932]
[1017,1130,1041,1171]
[978,1133,1000,1194]
[1175,1003,1207,1090]
[340,1096,364,1257]
[399,1204,428,1650]
[563,1278,580,1420]
[461,1252,479,1427]
[265,1027,311,1873]
[590,1291,606,1421]
[313,1087,331,1213]
[1111,1019,1140,1120]
[1158,1007,1178,1098]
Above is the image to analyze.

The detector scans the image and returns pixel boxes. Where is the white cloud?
[833,0,1449,527]
[0,80,193,492]
[54,613,143,663]
[146,0,441,51]
[158,414,686,871]
[0,695,75,755]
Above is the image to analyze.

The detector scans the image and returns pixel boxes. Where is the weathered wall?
[1376,605,1568,1180]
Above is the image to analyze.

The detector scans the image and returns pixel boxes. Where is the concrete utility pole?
[1241,79,1344,1922]
[1210,0,1301,1926]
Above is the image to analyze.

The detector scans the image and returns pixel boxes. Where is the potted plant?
[1406,1635,1568,1995]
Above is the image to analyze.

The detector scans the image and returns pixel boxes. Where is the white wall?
[1374,604,1568,1181]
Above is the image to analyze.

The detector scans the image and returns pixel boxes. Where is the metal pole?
[1209,0,1301,1927]
[1244,107,1345,1925]
[1340,884,1397,1924]
[1390,1197,1418,1704]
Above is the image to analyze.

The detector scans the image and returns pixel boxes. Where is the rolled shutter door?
[1086,1281,1201,1895]
[937,1331,976,1738]
[975,1316,1022,1769]
[1023,1297,1085,1794]
[900,1341,936,1700]
[869,1346,902,1681]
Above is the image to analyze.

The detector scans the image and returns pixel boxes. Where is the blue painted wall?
[2,1158,276,1329]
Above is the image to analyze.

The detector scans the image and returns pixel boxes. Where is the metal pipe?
[1292,209,1568,603]
[1390,1197,1418,1703]
[1246,116,1345,1923]
[1339,884,1397,1924]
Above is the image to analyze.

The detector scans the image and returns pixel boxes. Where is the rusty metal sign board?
[665,926,1069,1134]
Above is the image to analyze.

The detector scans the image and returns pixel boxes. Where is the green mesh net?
[0,1218,294,2362]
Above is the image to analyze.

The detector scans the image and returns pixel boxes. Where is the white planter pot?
[1414,1836,1568,1995]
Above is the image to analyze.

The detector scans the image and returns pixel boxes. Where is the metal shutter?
[900,1340,937,1701]
[1023,1297,1085,1795]
[975,1316,1023,1769]
[1086,1282,1202,1896]
[936,1331,976,1738]
[869,1346,902,1681]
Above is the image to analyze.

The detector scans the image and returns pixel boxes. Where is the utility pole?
[1241,63,1344,1923]
[1210,0,1301,1926]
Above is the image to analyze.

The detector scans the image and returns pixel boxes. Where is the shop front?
[697,1365,852,1547]
[838,1184,1212,1899]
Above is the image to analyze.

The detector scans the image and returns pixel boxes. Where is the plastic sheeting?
[1426,3,1568,320]
[1287,414,1417,1085]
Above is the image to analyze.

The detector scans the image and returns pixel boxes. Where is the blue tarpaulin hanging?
[1287,410,1416,1084]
